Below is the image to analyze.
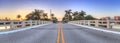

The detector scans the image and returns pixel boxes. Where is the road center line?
[56,24,61,43]
[61,26,65,43]
[56,23,65,43]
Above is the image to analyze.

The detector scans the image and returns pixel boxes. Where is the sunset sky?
[0,0,120,19]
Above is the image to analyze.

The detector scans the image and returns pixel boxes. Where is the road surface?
[0,23,120,43]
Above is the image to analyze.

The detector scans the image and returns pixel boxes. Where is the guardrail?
[69,20,120,29]
[0,20,51,30]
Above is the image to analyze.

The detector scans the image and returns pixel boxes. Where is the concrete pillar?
[43,21,45,24]
[95,20,99,27]
[4,22,7,29]
[22,21,25,27]
[10,21,14,29]
[39,20,41,25]
[83,20,86,25]
[30,20,33,26]
[107,20,110,28]
[88,21,90,26]
[42,21,44,24]
[35,20,38,25]
[41,21,43,24]
[78,21,80,24]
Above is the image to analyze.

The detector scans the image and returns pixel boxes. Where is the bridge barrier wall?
[0,20,51,31]
[69,20,120,29]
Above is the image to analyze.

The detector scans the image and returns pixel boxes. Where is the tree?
[62,9,73,23]
[17,14,21,20]
[67,9,72,21]
[64,9,72,21]
[52,17,58,23]
[85,15,95,20]
[25,9,42,20]
[79,10,86,20]
[72,11,79,20]
[51,14,54,18]
[50,13,54,20]
[5,17,9,20]
[26,13,33,20]
[43,13,48,20]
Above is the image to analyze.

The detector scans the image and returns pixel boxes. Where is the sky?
[0,0,120,19]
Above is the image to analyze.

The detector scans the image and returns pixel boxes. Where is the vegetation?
[62,9,96,23]
[25,9,50,20]
[85,15,96,20]
[17,14,21,20]
[50,13,58,23]
[62,9,72,23]
[14,9,95,23]
[72,10,86,20]
[52,17,58,23]
[25,9,58,23]
[26,9,41,20]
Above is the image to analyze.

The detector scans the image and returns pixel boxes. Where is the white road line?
[69,23,120,35]
[0,23,51,35]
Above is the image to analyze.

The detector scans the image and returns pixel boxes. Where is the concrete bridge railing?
[0,20,51,30]
[69,20,120,29]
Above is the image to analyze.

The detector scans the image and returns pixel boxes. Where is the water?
[0,26,10,30]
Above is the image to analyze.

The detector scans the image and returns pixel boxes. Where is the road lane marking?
[61,26,65,43]
[56,23,65,43]
[56,25,61,43]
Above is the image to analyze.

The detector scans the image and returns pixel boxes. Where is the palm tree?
[50,13,54,20]
[43,13,48,20]
[25,9,43,20]
[34,9,41,20]
[72,11,79,20]
[79,10,86,20]
[68,9,72,14]
[51,14,54,17]
[66,9,72,21]
[17,14,21,20]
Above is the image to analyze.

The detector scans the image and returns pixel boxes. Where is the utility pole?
[50,9,51,15]
[50,9,52,20]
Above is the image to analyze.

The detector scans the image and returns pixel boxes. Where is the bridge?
[0,20,120,43]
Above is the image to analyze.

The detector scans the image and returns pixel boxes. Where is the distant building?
[114,16,120,20]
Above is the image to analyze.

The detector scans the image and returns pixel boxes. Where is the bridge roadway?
[0,23,120,43]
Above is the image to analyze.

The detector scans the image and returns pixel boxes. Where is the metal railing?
[69,20,120,28]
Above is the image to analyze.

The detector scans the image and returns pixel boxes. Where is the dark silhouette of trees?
[72,11,79,20]
[17,14,21,20]
[42,13,48,20]
[62,9,72,23]
[62,9,95,22]
[52,17,58,23]
[65,9,72,21]
[72,10,86,20]
[50,13,54,20]
[26,9,41,20]
[79,10,86,20]
[25,9,49,20]
[85,15,96,20]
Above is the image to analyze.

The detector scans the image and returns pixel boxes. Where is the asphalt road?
[0,24,59,43]
[62,23,120,43]
[0,23,120,43]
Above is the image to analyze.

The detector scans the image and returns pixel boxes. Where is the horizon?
[0,0,120,19]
